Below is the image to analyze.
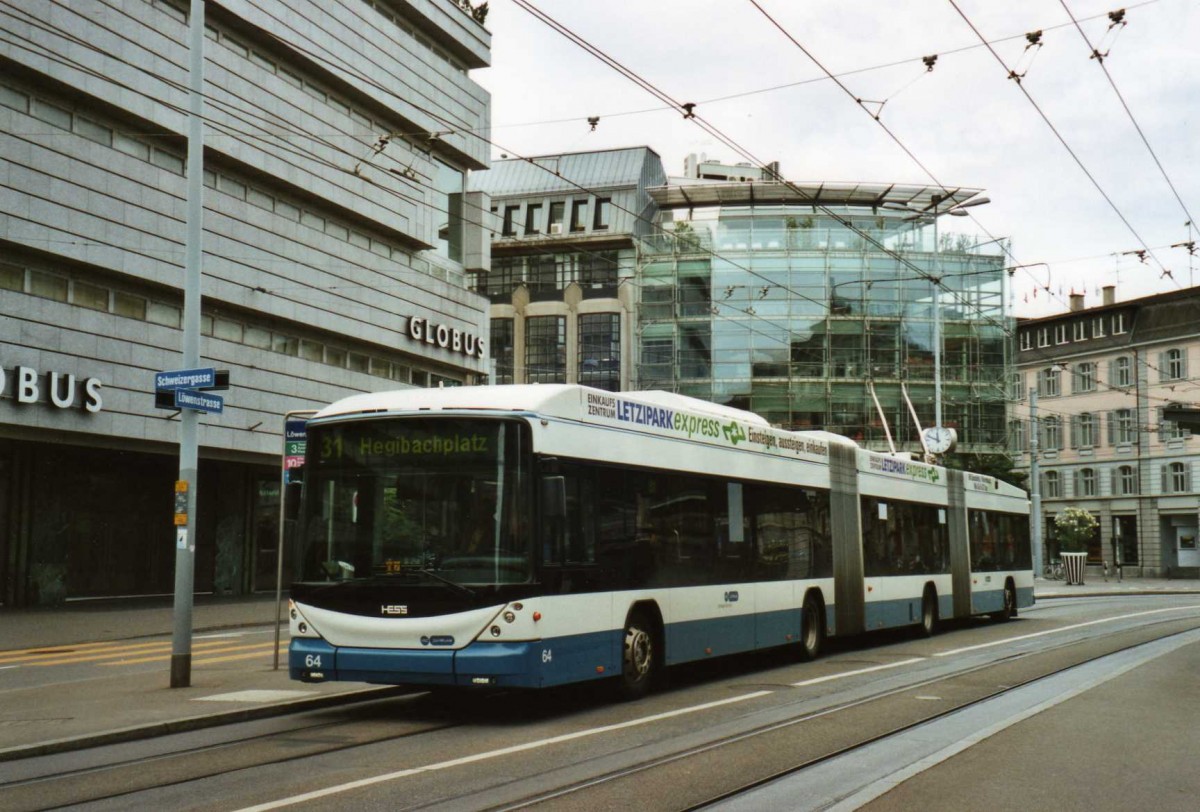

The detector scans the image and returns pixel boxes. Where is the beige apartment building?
[1013,285,1200,577]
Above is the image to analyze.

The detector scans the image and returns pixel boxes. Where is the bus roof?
[313,384,777,426]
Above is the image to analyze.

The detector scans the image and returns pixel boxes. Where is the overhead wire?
[946,0,1180,288]
[1056,0,1198,232]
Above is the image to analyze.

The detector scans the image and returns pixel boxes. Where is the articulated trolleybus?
[289,384,1032,697]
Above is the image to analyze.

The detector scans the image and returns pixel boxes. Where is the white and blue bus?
[288,385,1033,697]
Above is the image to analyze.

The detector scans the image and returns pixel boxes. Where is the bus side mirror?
[284,482,304,521]
[542,476,566,518]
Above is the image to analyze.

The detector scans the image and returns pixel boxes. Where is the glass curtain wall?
[636,205,1010,451]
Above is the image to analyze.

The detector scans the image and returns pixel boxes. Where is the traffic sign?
[156,367,216,391]
[175,388,224,414]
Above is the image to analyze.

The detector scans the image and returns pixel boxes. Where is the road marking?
[100,642,284,667]
[232,690,776,812]
[935,604,1200,657]
[791,658,924,687]
[195,690,315,703]
[29,639,267,667]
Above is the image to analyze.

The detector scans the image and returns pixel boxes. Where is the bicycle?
[1044,559,1064,580]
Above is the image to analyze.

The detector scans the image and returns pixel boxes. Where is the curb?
[0,685,407,763]
[1035,588,1200,599]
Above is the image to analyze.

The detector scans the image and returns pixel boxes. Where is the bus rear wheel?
[798,593,824,661]
[919,587,938,638]
[617,611,658,700]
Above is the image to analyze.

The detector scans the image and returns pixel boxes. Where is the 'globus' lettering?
[408,317,485,359]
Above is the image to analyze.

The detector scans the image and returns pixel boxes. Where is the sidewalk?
[0,593,399,761]
[3,579,1199,762]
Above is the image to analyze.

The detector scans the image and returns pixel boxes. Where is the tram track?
[3,608,1199,812]
[472,613,1200,812]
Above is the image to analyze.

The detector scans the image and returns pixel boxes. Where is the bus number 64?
[305,655,322,668]
[541,649,552,663]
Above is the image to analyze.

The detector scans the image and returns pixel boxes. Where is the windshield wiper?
[377,567,475,598]
[418,568,476,598]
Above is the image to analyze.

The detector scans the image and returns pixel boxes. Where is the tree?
[1054,507,1098,553]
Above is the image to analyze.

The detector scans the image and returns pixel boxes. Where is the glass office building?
[637,181,1011,452]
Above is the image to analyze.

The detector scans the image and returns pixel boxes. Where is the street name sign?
[175,389,224,414]
[155,367,216,391]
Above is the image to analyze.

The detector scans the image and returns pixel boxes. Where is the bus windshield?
[297,418,530,586]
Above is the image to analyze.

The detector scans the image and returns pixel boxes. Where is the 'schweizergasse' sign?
[0,365,102,412]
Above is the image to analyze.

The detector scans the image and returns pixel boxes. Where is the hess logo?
[381,605,409,615]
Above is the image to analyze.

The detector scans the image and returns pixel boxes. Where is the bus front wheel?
[617,611,658,700]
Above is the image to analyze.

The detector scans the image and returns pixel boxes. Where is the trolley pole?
[171,0,206,689]
[1029,386,1043,578]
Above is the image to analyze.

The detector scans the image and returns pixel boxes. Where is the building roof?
[469,146,664,197]
[648,181,984,211]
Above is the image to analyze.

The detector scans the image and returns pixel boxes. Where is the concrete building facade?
[0,0,492,605]
[470,147,666,390]
[1013,286,1200,577]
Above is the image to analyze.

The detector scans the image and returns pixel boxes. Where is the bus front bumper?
[289,638,545,689]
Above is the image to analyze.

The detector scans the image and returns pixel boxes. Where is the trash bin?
[1061,551,1087,585]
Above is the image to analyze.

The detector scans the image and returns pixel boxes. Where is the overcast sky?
[473,0,1200,319]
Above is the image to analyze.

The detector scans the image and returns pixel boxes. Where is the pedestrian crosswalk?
[0,635,288,669]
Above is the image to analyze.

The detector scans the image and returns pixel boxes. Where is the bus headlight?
[503,611,516,623]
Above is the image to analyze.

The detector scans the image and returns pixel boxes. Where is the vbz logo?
[724,590,740,603]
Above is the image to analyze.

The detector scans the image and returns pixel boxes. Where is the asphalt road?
[3,594,1199,811]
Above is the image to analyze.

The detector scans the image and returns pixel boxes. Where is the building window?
[578,313,620,391]
[1074,362,1095,393]
[1009,372,1025,401]
[1162,348,1186,381]
[490,318,514,385]
[1037,327,1049,347]
[1055,324,1068,344]
[526,316,566,383]
[1073,413,1097,448]
[1077,468,1097,497]
[1093,317,1106,338]
[502,205,519,237]
[1110,408,1136,445]
[570,199,588,232]
[1165,461,1190,494]
[593,198,611,230]
[1020,331,1032,351]
[1039,367,1061,397]
[1112,312,1127,334]
[1112,356,1133,387]
[1042,416,1062,450]
[548,201,565,234]
[1044,470,1061,498]
[1115,465,1138,495]
[524,203,542,235]
[1009,419,1026,452]
[1073,321,1087,341]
